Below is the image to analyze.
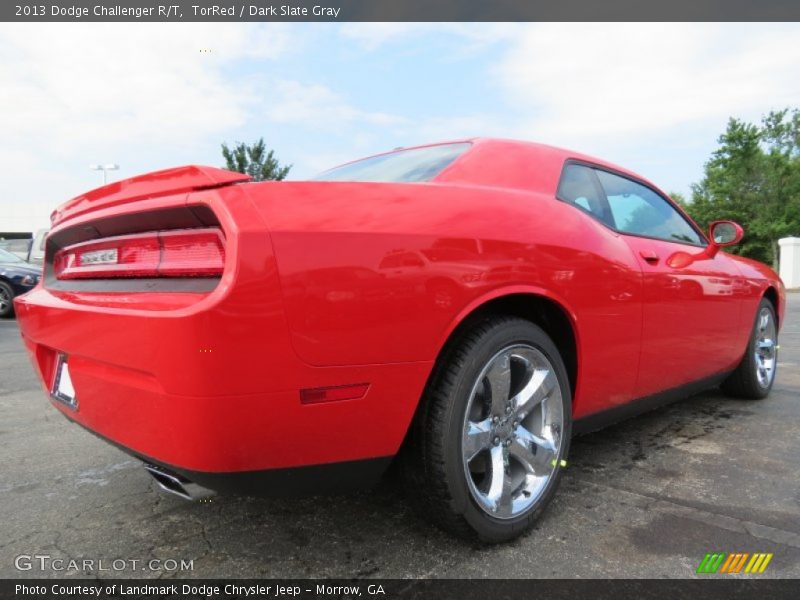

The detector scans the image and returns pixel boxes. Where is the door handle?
[639,249,660,264]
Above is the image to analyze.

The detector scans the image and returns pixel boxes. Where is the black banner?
[2,580,800,600]
[3,0,800,22]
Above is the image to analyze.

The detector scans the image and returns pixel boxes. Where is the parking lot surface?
[1,295,798,579]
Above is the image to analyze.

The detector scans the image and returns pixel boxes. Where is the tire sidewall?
[441,319,572,542]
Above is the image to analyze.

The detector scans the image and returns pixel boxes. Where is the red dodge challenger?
[14,139,784,542]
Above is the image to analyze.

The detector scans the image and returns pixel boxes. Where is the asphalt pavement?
[1,295,798,579]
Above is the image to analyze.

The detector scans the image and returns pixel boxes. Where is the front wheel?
[721,298,778,400]
[401,316,572,542]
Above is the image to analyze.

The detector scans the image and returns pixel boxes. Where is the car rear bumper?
[13,188,431,481]
[16,287,429,477]
[81,418,393,497]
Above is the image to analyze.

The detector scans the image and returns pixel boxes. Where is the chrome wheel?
[0,286,11,315]
[461,344,564,519]
[754,307,777,388]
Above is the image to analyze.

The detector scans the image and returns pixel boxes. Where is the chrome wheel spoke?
[463,418,493,462]
[497,471,515,517]
[485,353,511,417]
[513,426,556,474]
[513,367,556,420]
[486,445,514,517]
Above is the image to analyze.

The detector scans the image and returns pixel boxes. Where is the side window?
[594,170,703,245]
[556,163,613,227]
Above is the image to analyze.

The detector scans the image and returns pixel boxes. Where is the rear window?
[312,143,470,183]
[0,239,30,257]
[0,247,25,263]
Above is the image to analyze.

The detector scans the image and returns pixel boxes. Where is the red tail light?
[53,228,225,280]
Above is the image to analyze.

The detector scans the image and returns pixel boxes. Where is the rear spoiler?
[51,165,251,227]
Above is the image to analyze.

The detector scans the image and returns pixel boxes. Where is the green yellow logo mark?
[696,552,773,574]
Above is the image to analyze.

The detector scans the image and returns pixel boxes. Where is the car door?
[593,168,743,397]
[556,162,643,412]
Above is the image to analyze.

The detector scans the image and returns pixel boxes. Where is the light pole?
[89,163,119,185]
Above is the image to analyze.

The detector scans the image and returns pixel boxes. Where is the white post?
[778,237,800,289]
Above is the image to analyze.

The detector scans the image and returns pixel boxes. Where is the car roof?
[432,137,661,195]
[340,137,663,197]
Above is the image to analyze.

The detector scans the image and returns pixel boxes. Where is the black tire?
[401,316,572,543]
[0,281,14,318]
[721,298,778,400]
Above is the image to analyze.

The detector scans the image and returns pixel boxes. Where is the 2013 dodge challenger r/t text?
[14,139,784,542]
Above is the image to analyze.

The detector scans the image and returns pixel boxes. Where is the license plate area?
[51,354,78,409]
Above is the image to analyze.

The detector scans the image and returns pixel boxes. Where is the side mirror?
[667,221,744,269]
[709,221,743,247]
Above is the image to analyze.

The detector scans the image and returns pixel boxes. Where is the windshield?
[313,143,470,183]
[0,247,25,263]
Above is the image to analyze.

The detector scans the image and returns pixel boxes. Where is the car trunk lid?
[51,165,251,227]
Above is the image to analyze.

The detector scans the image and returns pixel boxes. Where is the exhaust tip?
[144,464,215,501]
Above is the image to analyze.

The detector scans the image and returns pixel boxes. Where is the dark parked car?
[0,248,40,317]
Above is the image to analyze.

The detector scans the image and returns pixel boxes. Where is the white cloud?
[0,23,292,151]
[339,23,429,50]
[2,22,799,232]
[0,22,293,230]
[340,23,521,53]
[265,80,407,129]
[341,23,800,154]
[494,23,800,147]
[264,24,800,186]
[259,79,504,178]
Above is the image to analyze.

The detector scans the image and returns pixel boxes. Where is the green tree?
[683,109,800,267]
[669,191,688,208]
[221,138,291,181]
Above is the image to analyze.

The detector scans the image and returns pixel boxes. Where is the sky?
[1,22,799,233]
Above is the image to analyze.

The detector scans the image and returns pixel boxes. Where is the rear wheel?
[402,316,572,542]
[0,282,14,318]
[721,298,778,400]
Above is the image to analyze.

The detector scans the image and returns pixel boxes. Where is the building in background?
[0,229,48,264]
[0,232,32,262]
[779,237,800,289]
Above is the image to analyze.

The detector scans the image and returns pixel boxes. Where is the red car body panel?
[14,139,785,485]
